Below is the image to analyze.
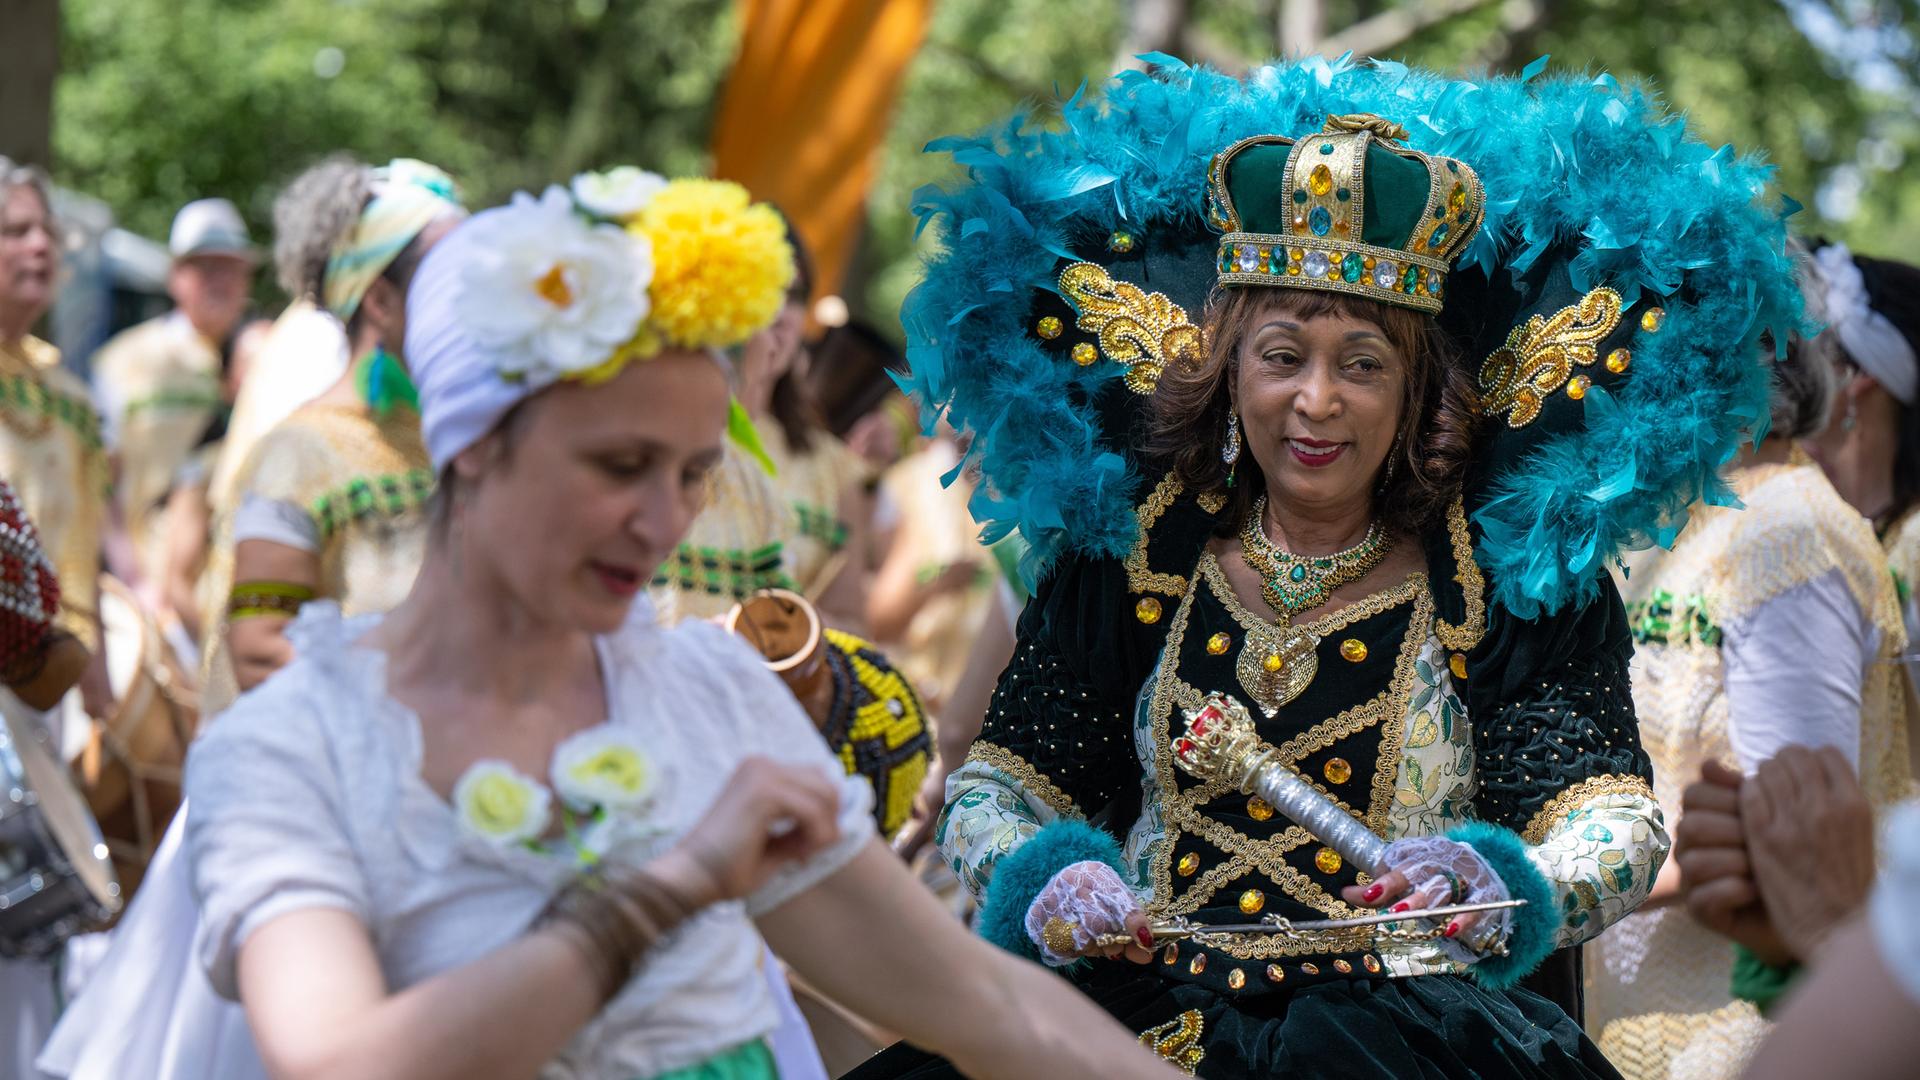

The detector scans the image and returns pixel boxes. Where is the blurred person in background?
[738,217,876,628]
[0,152,113,1080]
[39,155,463,1080]
[1671,746,1917,1079]
[1589,249,1911,1078]
[1801,244,1920,776]
[147,317,272,659]
[90,198,260,598]
[196,156,462,716]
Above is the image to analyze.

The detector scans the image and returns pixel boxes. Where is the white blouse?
[185,599,874,1079]
[1872,800,1920,1006]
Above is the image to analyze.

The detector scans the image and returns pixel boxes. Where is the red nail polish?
[1391,902,1411,913]
[1137,927,1154,949]
[1445,921,1461,938]
[1361,883,1384,903]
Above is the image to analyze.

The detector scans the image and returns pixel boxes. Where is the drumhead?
[1,693,120,911]
[99,575,149,704]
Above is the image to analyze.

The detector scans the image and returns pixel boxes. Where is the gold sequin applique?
[1059,262,1206,394]
[1478,287,1624,429]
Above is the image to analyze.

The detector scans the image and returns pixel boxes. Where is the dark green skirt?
[844,966,1620,1079]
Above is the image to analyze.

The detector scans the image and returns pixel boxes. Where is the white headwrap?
[1815,242,1918,405]
[403,190,657,471]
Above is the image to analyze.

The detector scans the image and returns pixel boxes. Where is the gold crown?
[1206,114,1486,314]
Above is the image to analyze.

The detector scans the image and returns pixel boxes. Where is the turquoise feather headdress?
[901,54,1798,619]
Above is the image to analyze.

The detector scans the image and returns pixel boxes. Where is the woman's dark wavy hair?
[1144,287,1478,538]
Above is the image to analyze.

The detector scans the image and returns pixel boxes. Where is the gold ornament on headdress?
[1477,287,1625,428]
[1057,262,1207,395]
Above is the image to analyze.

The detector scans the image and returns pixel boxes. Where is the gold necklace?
[1232,496,1393,717]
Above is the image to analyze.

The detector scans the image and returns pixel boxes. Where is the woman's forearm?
[761,842,1177,1078]
[239,909,604,1080]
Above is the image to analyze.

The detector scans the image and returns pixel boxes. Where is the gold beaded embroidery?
[1125,472,1191,598]
[1522,773,1656,845]
[1433,497,1487,653]
[965,741,1082,819]
[1138,1010,1206,1074]
[1478,287,1625,429]
[1058,261,1205,394]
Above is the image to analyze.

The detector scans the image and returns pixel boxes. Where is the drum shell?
[73,576,196,899]
[0,693,121,959]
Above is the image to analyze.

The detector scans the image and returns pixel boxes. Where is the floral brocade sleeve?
[1464,582,1668,951]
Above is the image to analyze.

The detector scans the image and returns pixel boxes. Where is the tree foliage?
[50,0,1920,332]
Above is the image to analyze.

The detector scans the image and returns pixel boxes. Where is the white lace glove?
[1379,835,1513,964]
[1023,860,1143,967]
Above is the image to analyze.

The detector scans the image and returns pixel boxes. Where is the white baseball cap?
[168,198,257,262]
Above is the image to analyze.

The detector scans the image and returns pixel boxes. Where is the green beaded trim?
[793,502,849,551]
[1625,589,1722,647]
[228,580,317,620]
[123,386,224,420]
[650,541,794,600]
[308,468,436,543]
[1,374,103,449]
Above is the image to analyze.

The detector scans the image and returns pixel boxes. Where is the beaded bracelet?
[534,864,704,1003]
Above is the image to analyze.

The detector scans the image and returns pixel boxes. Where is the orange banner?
[711,0,934,303]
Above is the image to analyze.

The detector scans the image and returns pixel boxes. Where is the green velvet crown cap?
[1208,114,1486,314]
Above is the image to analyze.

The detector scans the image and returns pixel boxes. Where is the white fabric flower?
[570,167,668,222]
[456,185,654,384]
[452,760,552,847]
[551,725,659,814]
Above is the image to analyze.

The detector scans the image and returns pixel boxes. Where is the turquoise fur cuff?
[1447,820,1558,991]
[975,819,1126,964]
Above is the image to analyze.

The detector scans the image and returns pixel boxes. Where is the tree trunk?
[1279,0,1326,56]
[1115,0,1192,73]
[0,0,60,168]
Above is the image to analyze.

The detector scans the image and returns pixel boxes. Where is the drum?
[0,689,121,959]
[725,589,931,837]
[74,575,196,898]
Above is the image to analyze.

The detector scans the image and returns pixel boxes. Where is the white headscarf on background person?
[1816,241,1919,405]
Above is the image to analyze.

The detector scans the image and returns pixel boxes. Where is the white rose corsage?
[551,725,659,815]
[451,760,552,848]
[455,184,657,387]
[450,729,664,865]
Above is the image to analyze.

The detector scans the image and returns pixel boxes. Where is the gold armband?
[228,581,317,620]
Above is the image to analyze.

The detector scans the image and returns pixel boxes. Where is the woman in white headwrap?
[167,175,1180,1080]
[1803,247,1920,784]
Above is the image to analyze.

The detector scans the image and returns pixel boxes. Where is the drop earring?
[1222,411,1242,487]
[1843,398,1858,432]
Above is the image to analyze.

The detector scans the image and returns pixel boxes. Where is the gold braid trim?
[1126,471,1190,597]
[965,741,1081,819]
[1434,496,1487,652]
[1522,773,1656,846]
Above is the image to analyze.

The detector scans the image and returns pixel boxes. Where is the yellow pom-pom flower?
[633,179,795,351]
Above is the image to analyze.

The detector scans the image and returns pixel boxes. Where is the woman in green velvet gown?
[850,55,1806,1079]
